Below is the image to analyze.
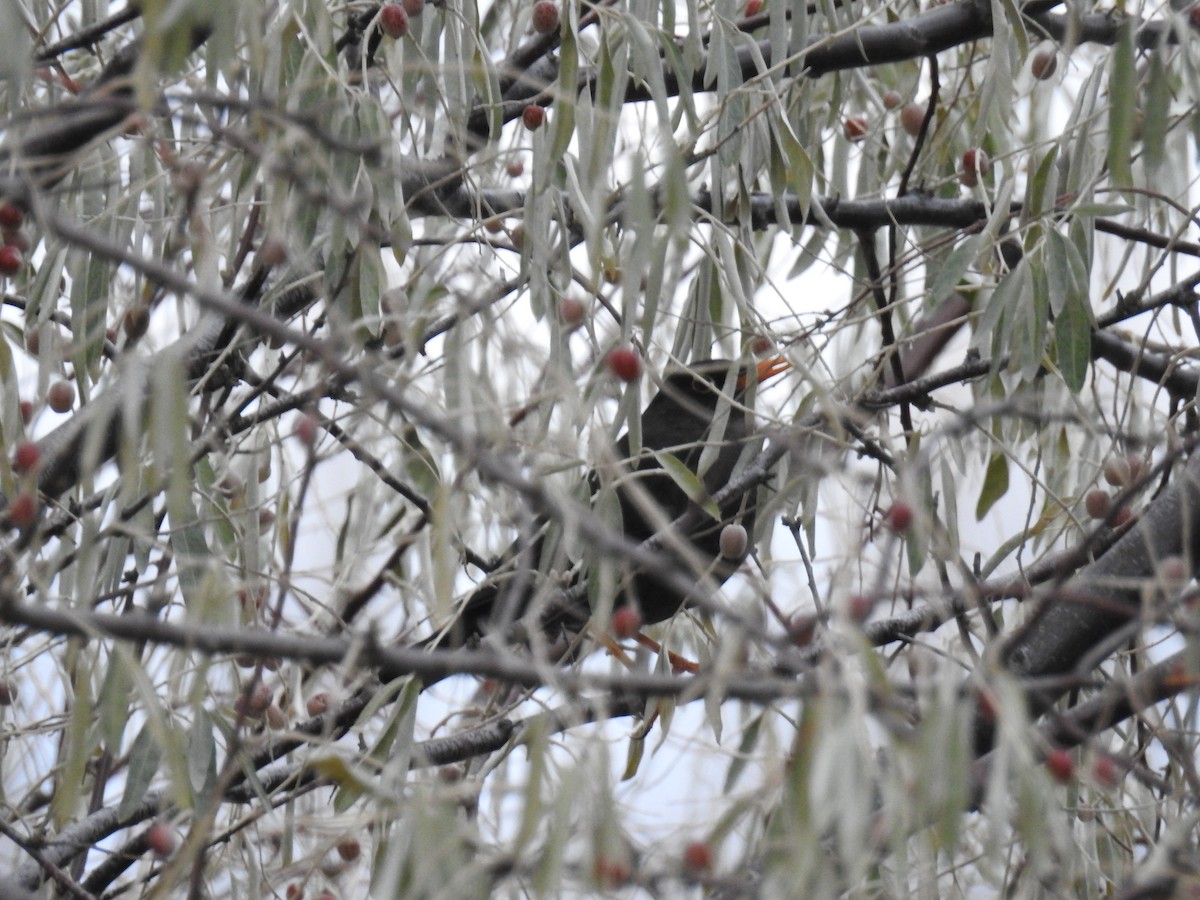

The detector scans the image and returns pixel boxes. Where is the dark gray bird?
[428,356,789,648]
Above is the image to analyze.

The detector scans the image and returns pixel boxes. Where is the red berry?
[0,678,18,706]
[606,347,641,382]
[593,857,632,888]
[285,885,305,900]
[610,607,643,639]
[306,692,331,716]
[258,238,288,267]
[1103,457,1131,487]
[881,90,902,110]
[3,229,29,252]
[744,0,763,14]
[336,838,361,861]
[46,380,75,414]
[847,594,874,623]
[1093,754,1121,788]
[123,112,150,137]
[683,841,713,872]
[12,441,40,474]
[531,0,560,33]
[1045,748,1074,783]
[786,613,817,647]
[883,502,913,533]
[522,105,545,130]
[749,335,773,355]
[1031,48,1058,79]
[1084,490,1112,520]
[559,297,587,327]
[718,523,748,560]
[505,159,525,177]
[172,163,203,196]
[295,414,319,447]
[7,494,36,527]
[146,822,177,857]
[958,148,990,187]
[0,203,24,229]
[0,245,22,275]
[18,401,32,424]
[975,689,998,722]
[900,103,925,137]
[402,0,425,16]
[238,585,267,611]
[843,116,869,142]
[1110,506,1133,527]
[123,306,150,341]
[379,3,409,38]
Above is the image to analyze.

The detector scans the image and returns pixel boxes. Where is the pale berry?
[718,523,748,560]
[46,380,75,413]
[900,103,925,137]
[559,297,587,327]
[1084,490,1111,520]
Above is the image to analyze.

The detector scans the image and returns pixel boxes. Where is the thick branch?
[974,453,1200,748]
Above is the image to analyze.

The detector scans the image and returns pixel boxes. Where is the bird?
[427,356,789,650]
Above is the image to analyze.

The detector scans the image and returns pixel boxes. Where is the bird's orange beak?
[738,356,790,390]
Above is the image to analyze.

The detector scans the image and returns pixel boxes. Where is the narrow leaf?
[975,453,1010,520]
[653,451,720,520]
[1054,289,1092,393]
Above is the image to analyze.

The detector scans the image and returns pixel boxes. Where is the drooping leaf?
[1054,287,1093,393]
[119,722,163,821]
[1107,19,1136,188]
[653,451,721,521]
[975,452,1011,521]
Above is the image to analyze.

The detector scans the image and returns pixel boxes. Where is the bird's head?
[637,356,789,453]
[655,356,789,415]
